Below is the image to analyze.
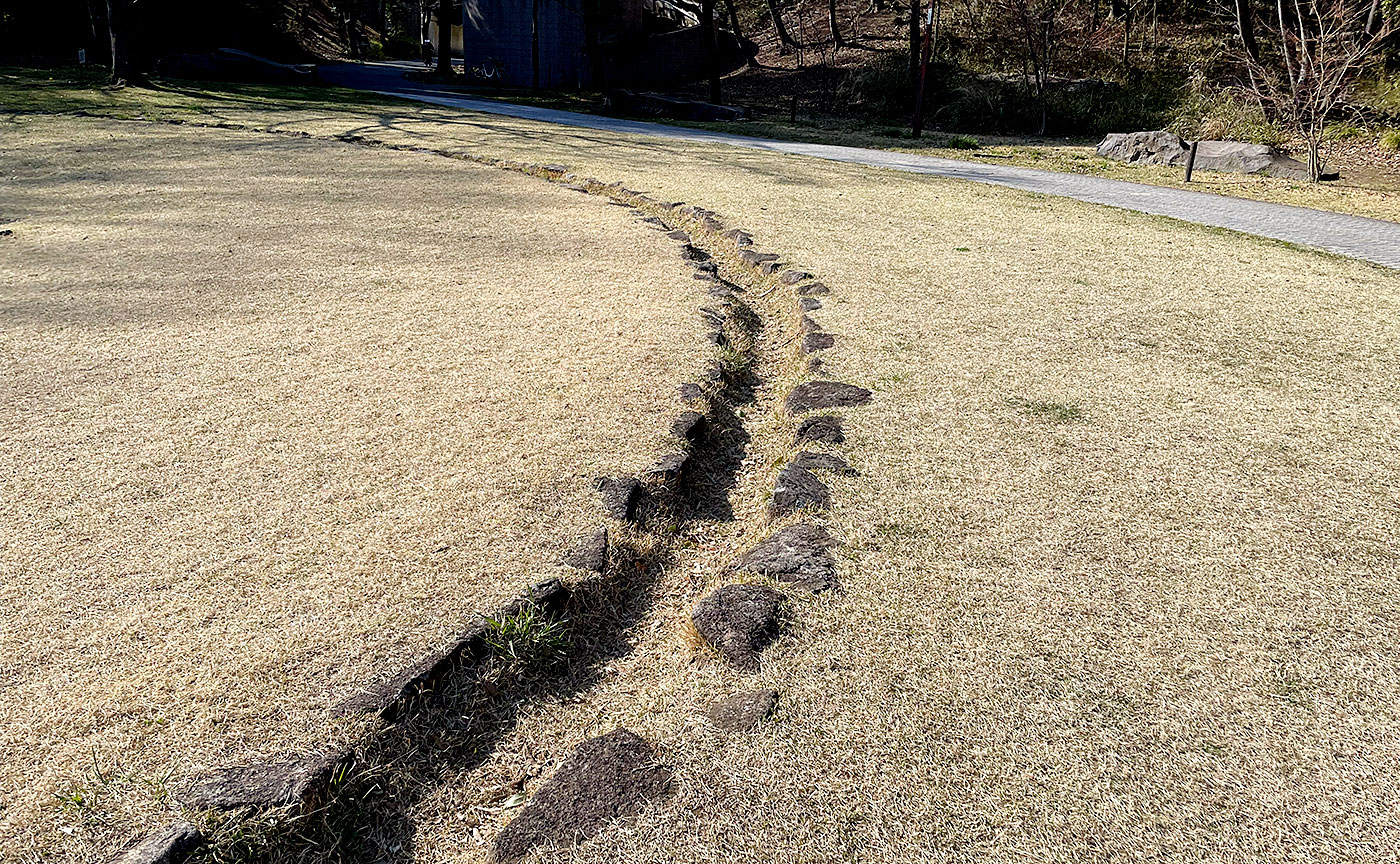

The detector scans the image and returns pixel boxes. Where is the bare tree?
[829,0,846,46]
[992,0,1079,134]
[701,0,723,101]
[767,0,801,51]
[723,0,759,66]
[909,0,921,82]
[1240,0,1393,179]
[104,0,138,83]
[1233,0,1261,60]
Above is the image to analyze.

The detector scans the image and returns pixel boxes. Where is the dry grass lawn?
[222,94,1398,863]
[6,84,1400,862]
[0,114,706,859]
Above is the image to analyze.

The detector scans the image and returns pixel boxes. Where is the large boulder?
[1096,131,1311,180]
[1096,130,1189,165]
[1192,140,1311,180]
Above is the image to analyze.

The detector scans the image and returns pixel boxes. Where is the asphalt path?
[320,62,1400,269]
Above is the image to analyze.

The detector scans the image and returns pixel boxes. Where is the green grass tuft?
[1012,398,1086,424]
[483,605,570,666]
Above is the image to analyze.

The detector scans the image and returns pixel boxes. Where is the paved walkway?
[321,63,1400,270]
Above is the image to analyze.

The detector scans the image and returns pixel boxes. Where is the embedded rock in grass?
[786,381,872,414]
[795,414,845,444]
[704,330,729,348]
[705,688,779,732]
[643,452,689,485]
[722,228,753,247]
[180,751,344,812]
[801,297,823,311]
[493,728,671,863]
[561,527,608,573]
[667,230,690,241]
[670,410,706,443]
[699,306,726,328]
[559,183,588,193]
[598,477,641,521]
[800,315,823,334]
[769,464,830,518]
[739,249,779,265]
[803,333,835,353]
[334,579,568,719]
[692,584,785,671]
[679,382,705,404]
[797,282,831,296]
[703,216,724,232]
[735,523,838,592]
[759,260,783,275]
[541,164,568,173]
[780,270,813,284]
[112,821,204,864]
[791,451,855,475]
[641,216,667,228]
[683,244,711,262]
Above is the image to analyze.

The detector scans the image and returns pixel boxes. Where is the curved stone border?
[105,128,755,864]
[84,114,878,862]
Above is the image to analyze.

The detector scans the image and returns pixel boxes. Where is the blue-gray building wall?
[462,0,589,88]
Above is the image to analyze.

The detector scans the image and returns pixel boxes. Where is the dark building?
[459,0,748,89]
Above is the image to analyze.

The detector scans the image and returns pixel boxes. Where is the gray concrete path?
[321,62,1400,269]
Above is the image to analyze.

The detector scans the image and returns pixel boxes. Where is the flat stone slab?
[670,410,706,443]
[786,381,872,414]
[791,451,854,474]
[735,523,838,592]
[643,452,689,485]
[113,822,204,864]
[180,752,342,812]
[780,270,813,284]
[803,333,835,353]
[493,728,671,862]
[796,414,845,444]
[769,464,829,518]
[797,282,831,296]
[561,526,608,572]
[705,688,779,732]
[598,477,641,521]
[800,297,823,311]
[692,584,785,671]
[739,249,779,265]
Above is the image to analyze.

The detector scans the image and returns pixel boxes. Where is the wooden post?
[1184,140,1199,182]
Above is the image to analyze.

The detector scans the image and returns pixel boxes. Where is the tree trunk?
[829,0,844,46]
[702,0,723,103]
[1233,0,1259,61]
[723,0,757,66]
[1121,1,1131,64]
[1275,0,1296,88]
[532,0,541,87]
[909,0,921,84]
[104,0,136,83]
[436,0,453,76]
[1365,0,1382,36]
[767,0,800,51]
